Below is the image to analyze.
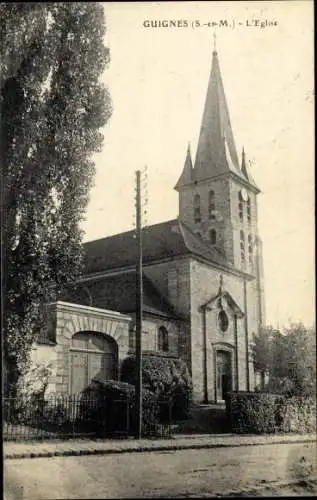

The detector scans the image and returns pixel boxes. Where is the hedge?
[226,391,316,434]
[278,396,316,433]
[80,378,160,437]
[120,353,193,421]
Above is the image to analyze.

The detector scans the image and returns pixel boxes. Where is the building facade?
[34,48,265,403]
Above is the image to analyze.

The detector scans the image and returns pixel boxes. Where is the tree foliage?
[252,323,316,396]
[1,2,112,394]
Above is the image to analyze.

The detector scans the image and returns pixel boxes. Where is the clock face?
[241,188,249,202]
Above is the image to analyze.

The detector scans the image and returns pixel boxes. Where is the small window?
[238,192,244,222]
[158,326,169,352]
[247,198,251,223]
[248,234,253,265]
[196,231,201,238]
[240,230,245,263]
[208,190,215,220]
[218,310,229,332]
[209,229,217,245]
[194,194,201,223]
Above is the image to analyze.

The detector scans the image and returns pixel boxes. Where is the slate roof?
[90,272,181,319]
[174,143,194,190]
[175,50,259,192]
[84,218,229,275]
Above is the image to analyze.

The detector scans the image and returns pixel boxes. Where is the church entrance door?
[216,350,232,402]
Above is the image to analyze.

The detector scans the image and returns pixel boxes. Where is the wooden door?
[70,351,89,394]
[70,332,118,394]
[216,350,232,401]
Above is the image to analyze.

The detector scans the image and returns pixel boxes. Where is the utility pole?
[135,169,143,439]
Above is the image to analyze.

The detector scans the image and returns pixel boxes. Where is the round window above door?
[218,310,229,332]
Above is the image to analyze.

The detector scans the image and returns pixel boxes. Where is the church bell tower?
[175,46,261,276]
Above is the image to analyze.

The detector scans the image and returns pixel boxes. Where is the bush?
[121,354,193,421]
[279,396,316,434]
[80,378,159,437]
[227,391,281,434]
[227,391,316,435]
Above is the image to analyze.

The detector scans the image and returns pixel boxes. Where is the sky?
[81,1,314,329]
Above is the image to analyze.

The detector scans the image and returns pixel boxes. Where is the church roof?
[176,49,259,191]
[91,272,180,319]
[84,218,230,275]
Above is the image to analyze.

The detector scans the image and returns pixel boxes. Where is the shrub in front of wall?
[120,353,193,421]
[80,378,159,437]
[227,391,280,434]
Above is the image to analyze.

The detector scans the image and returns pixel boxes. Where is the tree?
[1,3,112,396]
[251,326,273,390]
[253,323,316,396]
[281,323,316,396]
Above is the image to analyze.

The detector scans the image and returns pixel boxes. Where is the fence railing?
[3,394,173,441]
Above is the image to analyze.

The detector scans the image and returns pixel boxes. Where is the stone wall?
[167,258,192,372]
[43,301,131,394]
[189,258,258,402]
[128,314,180,357]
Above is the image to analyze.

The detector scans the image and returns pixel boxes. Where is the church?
[34,47,265,403]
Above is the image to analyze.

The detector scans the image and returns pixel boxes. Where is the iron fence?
[3,394,173,441]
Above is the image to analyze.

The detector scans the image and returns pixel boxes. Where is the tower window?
[209,229,217,245]
[194,194,201,223]
[247,198,251,223]
[158,326,169,352]
[208,190,216,220]
[240,230,245,263]
[238,192,244,222]
[248,234,253,265]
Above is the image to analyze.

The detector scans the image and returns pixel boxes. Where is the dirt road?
[4,442,316,499]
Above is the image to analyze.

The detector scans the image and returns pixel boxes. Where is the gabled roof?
[83,218,230,276]
[200,290,244,318]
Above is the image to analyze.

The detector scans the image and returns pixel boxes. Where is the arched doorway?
[216,350,232,402]
[70,331,118,394]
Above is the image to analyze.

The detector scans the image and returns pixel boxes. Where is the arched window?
[196,231,201,238]
[208,190,215,220]
[247,198,251,223]
[194,194,201,223]
[240,230,245,263]
[248,234,253,265]
[209,229,217,245]
[218,310,229,332]
[158,326,169,352]
[238,191,244,222]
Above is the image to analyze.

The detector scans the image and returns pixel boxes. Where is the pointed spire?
[241,147,248,179]
[213,30,217,53]
[240,147,259,189]
[174,142,194,190]
[194,46,240,181]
